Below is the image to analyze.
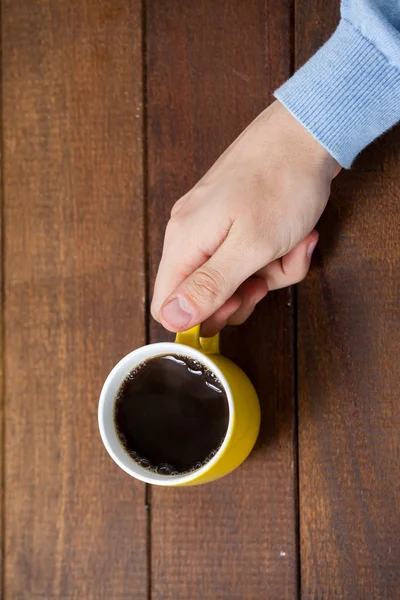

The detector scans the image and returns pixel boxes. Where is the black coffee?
[114,354,229,475]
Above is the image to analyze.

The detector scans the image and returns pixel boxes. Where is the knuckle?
[188,184,208,203]
[170,197,186,218]
[168,212,183,228]
[188,268,226,304]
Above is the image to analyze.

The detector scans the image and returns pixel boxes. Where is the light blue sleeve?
[274,1,400,168]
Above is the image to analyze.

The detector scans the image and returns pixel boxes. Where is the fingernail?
[162,297,192,329]
[307,239,318,258]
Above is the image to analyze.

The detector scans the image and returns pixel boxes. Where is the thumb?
[160,239,259,332]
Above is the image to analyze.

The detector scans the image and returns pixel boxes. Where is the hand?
[151,101,341,336]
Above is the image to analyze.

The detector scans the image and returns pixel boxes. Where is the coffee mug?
[98,325,260,486]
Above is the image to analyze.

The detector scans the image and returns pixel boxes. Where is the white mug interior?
[98,341,234,486]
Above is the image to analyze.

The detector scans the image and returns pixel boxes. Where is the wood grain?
[146,2,298,598]
[0,32,3,596]
[3,1,147,598]
[296,2,400,597]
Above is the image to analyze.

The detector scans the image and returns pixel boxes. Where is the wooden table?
[3,1,400,598]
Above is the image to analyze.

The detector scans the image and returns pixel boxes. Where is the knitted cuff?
[275,19,400,167]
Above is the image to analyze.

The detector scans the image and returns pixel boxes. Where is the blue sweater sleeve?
[274,1,400,168]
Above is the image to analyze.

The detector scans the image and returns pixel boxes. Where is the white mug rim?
[98,341,234,486]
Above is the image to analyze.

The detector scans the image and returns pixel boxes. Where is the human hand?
[151,101,341,336]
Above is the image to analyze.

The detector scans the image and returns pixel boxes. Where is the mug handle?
[175,325,220,355]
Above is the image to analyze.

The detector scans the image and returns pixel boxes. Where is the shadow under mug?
[98,325,260,486]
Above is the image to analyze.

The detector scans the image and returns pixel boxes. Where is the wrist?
[270,100,342,180]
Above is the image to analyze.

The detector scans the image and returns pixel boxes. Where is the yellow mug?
[98,325,260,486]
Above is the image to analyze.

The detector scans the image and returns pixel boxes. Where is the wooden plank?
[0,38,3,598]
[146,2,298,598]
[296,2,400,597]
[3,1,147,598]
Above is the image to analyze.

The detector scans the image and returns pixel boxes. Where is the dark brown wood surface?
[3,1,147,598]
[0,31,3,596]
[296,2,400,598]
[146,2,298,599]
[2,0,400,598]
